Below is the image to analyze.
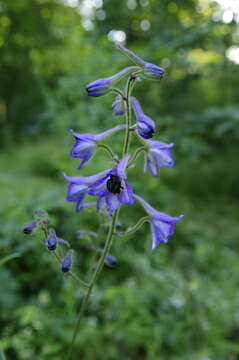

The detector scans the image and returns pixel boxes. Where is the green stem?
[122,77,136,156]
[67,209,119,360]
[97,143,116,161]
[114,216,150,236]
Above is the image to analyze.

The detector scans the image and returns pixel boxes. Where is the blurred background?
[0,0,239,359]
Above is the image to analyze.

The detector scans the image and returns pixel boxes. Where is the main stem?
[67,76,134,359]
[67,209,119,360]
[123,77,135,156]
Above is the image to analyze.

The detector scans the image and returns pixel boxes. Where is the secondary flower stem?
[97,143,116,161]
[109,87,126,100]
[129,146,146,166]
[114,216,151,236]
[67,209,119,360]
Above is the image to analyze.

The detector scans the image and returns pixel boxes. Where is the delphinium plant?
[23,43,184,359]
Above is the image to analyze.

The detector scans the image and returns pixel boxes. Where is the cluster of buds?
[23,210,73,273]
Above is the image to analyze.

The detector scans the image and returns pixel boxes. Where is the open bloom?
[64,169,110,212]
[116,44,164,80]
[70,124,125,169]
[88,154,134,214]
[86,66,140,97]
[144,140,174,177]
[131,97,155,139]
[134,194,184,251]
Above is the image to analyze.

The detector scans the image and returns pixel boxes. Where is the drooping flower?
[144,140,174,177]
[134,194,184,251]
[112,95,125,116]
[116,43,164,80]
[69,124,125,169]
[63,169,110,212]
[88,154,134,214]
[131,97,155,139]
[86,66,140,97]
[61,250,73,273]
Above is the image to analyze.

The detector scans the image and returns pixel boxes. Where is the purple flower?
[116,44,164,80]
[88,155,134,214]
[86,66,140,97]
[144,140,174,177]
[61,250,73,273]
[23,220,38,234]
[64,169,110,212]
[134,194,184,251]
[131,97,155,139]
[112,95,124,116]
[69,124,125,169]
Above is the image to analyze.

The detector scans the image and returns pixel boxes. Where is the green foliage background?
[0,0,239,359]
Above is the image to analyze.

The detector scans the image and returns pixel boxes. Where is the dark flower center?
[106,174,123,194]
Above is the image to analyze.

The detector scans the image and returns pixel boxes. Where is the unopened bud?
[23,220,38,235]
[61,250,73,273]
[46,229,57,251]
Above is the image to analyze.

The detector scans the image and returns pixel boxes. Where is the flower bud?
[116,44,164,81]
[61,250,73,273]
[131,97,155,139]
[46,229,57,251]
[112,96,124,116]
[86,66,140,97]
[23,220,38,234]
[105,254,117,267]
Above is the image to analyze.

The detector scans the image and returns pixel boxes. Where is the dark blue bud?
[23,220,38,234]
[105,254,117,267]
[46,229,57,251]
[137,119,155,139]
[61,250,73,273]
[115,221,122,230]
[131,97,155,139]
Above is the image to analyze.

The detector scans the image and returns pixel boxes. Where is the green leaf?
[0,253,21,267]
